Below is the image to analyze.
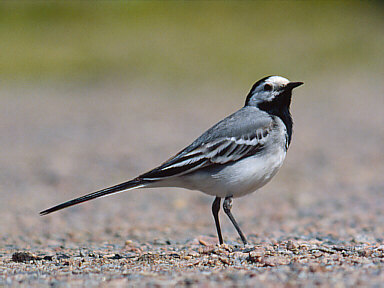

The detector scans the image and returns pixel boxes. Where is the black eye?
[264,84,272,91]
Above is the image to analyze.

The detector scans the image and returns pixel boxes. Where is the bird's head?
[245,76,303,108]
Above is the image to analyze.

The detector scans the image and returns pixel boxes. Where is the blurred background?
[1,1,383,245]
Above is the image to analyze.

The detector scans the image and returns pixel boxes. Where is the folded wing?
[140,108,273,180]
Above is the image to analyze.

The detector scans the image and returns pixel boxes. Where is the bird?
[40,75,303,245]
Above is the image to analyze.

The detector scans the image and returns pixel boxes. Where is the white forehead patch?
[265,76,290,87]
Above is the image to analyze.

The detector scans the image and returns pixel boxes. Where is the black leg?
[223,196,248,245]
[212,197,223,244]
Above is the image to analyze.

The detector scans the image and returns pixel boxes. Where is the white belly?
[169,146,286,198]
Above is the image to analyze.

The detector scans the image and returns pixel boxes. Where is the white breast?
[212,146,286,197]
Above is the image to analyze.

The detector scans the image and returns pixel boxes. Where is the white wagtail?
[40,76,303,245]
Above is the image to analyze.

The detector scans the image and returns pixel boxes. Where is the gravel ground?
[1,77,383,287]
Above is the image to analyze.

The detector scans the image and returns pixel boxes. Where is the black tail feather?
[40,178,144,216]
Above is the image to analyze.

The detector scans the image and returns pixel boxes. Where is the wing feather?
[140,127,272,180]
[139,107,274,181]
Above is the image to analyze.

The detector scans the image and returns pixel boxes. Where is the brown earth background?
[1,2,383,287]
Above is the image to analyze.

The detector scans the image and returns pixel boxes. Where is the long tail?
[40,178,146,216]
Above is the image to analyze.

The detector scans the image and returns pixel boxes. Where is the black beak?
[286,82,304,90]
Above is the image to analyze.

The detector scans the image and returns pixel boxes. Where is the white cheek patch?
[257,90,279,103]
